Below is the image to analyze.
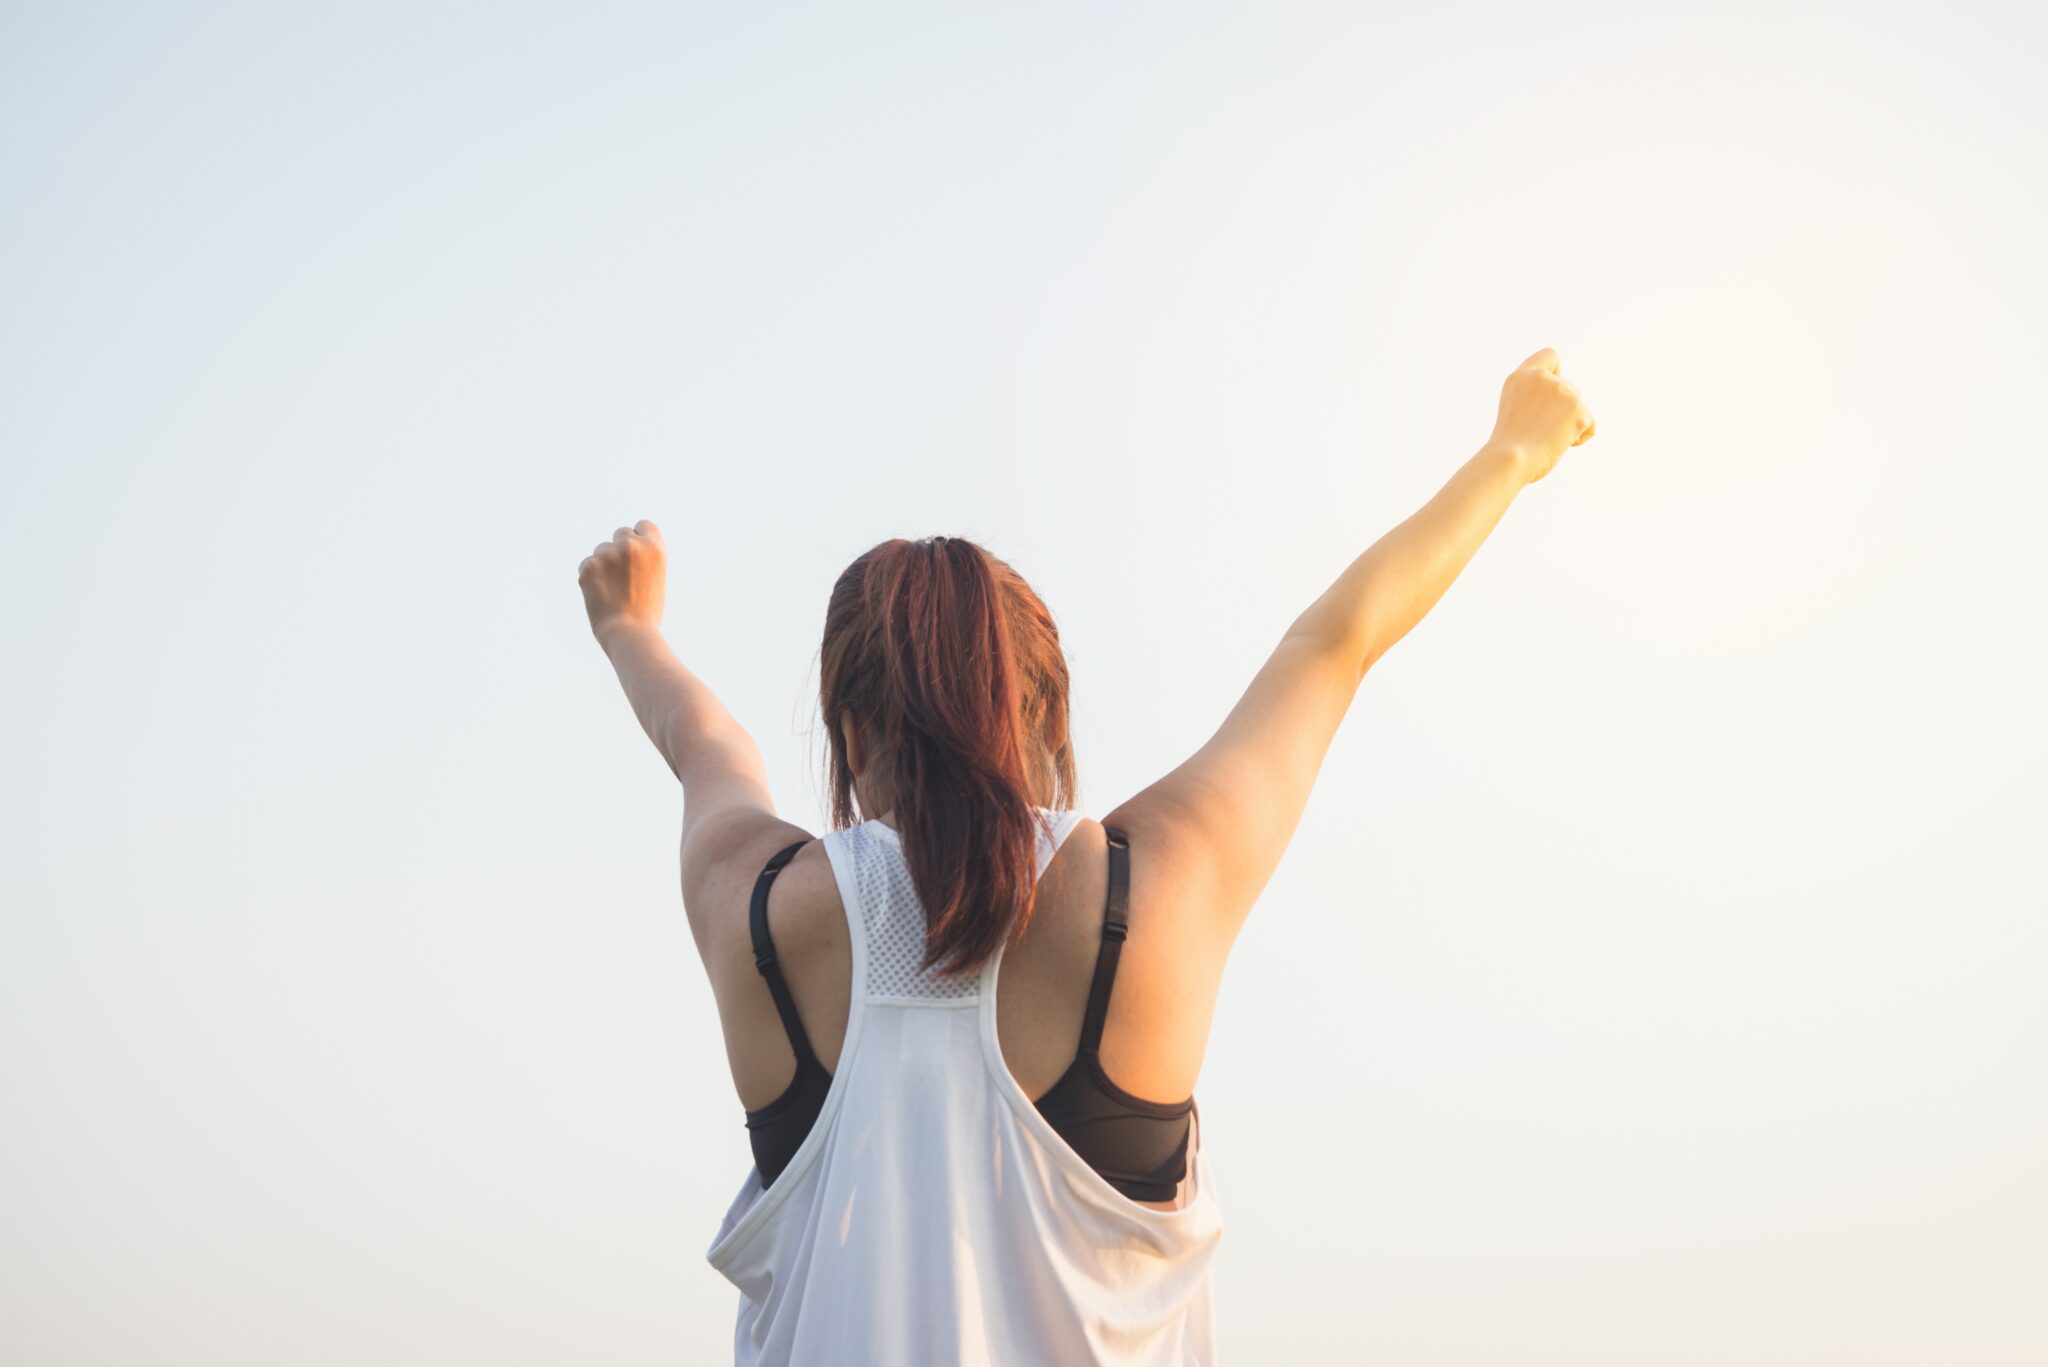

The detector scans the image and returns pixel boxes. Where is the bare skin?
[580,347,1597,1215]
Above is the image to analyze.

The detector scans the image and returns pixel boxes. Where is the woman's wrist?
[595,615,664,658]
[1476,438,1531,485]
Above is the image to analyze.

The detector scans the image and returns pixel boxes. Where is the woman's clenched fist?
[579,520,667,644]
[1488,348,1597,484]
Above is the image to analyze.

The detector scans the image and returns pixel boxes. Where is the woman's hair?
[820,535,1077,978]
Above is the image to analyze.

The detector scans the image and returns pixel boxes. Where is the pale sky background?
[4,2,2045,1363]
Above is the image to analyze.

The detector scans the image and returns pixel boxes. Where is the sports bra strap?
[1074,825,1131,1058]
[749,838,820,1068]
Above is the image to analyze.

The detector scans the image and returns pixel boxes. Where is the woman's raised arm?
[1106,348,1598,947]
[1298,346,1598,677]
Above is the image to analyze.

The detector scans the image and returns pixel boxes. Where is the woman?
[577,349,1597,1364]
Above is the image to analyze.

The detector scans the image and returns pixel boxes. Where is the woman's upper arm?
[678,800,813,967]
[1102,625,1366,951]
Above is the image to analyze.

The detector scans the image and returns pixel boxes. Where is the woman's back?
[723,809,1230,1205]
[706,808,1225,1364]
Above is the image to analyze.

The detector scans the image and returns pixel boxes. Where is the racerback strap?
[1074,825,1131,1058]
[749,838,820,1068]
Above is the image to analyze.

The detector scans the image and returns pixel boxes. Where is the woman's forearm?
[1292,440,1531,678]
[597,620,756,784]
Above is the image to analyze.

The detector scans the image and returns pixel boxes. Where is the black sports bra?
[742,823,1196,1203]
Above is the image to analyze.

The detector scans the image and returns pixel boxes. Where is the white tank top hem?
[705,807,1225,1365]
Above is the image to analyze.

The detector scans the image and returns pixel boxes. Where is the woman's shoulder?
[697,828,846,1000]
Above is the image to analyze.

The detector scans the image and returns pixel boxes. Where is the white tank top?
[705,807,1226,1364]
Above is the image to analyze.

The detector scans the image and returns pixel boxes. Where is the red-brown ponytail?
[820,536,1077,977]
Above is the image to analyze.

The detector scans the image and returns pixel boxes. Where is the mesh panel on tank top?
[856,822,982,999]
[857,813,1075,1000]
